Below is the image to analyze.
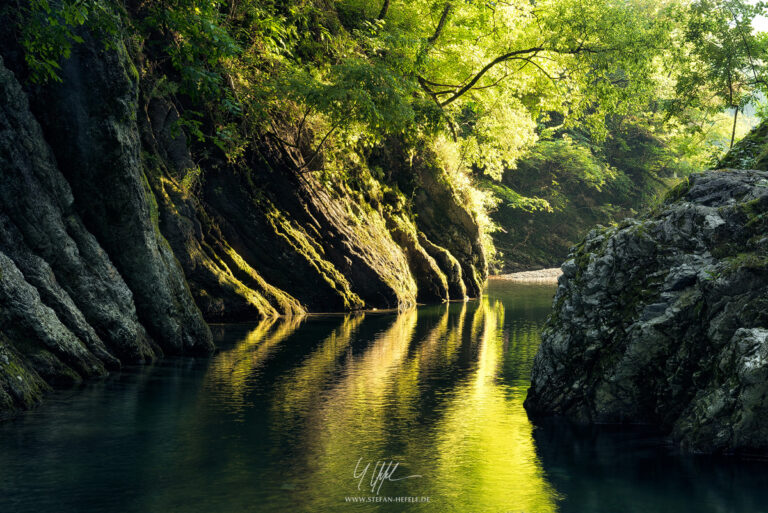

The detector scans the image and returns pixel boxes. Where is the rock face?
[525,170,768,454]
[137,93,482,321]
[412,158,487,298]
[0,54,162,416]
[0,9,487,416]
[29,33,213,355]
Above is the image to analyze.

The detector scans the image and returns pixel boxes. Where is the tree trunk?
[377,0,390,20]
[730,107,739,149]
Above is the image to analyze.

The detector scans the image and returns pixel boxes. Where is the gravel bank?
[490,268,562,284]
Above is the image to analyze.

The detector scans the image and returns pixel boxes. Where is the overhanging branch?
[429,43,605,106]
[439,47,544,106]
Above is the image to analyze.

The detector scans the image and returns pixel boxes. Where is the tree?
[675,0,768,148]
[325,0,684,177]
[17,0,766,175]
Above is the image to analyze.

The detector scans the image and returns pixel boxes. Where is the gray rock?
[27,28,212,354]
[0,55,156,367]
[525,170,768,454]
[0,251,104,383]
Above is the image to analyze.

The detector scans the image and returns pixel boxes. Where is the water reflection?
[204,317,303,414]
[198,290,558,512]
[1,282,768,513]
[533,420,768,513]
[433,300,559,513]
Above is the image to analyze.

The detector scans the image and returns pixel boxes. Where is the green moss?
[574,250,591,278]
[617,275,664,323]
[719,121,768,170]
[219,242,305,316]
[126,51,140,83]
[263,198,365,310]
[722,252,768,273]
[140,170,160,230]
[663,176,692,204]
[631,221,654,241]
[711,243,740,259]
[0,336,49,410]
[547,292,568,325]
[737,198,768,232]
[692,296,706,317]
[140,169,179,258]
[740,198,762,218]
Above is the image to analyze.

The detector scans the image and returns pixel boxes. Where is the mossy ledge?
[525,169,768,455]
[0,12,485,416]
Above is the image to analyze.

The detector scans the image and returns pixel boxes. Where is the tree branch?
[267,118,300,149]
[435,43,609,106]
[427,3,453,46]
[298,123,339,172]
[295,106,312,146]
[724,3,768,91]
[439,47,544,106]
[417,76,458,141]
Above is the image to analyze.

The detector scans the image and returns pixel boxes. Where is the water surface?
[1,281,767,512]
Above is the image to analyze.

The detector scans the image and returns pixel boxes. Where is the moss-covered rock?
[139,98,306,321]
[387,213,449,304]
[0,8,488,419]
[409,150,487,298]
[0,332,49,420]
[0,54,159,371]
[25,28,213,355]
[138,95,480,316]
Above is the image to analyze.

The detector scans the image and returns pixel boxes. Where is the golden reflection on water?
[203,317,303,414]
[271,314,365,421]
[203,293,559,512]
[433,299,559,513]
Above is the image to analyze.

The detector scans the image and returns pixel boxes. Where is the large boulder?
[525,169,768,454]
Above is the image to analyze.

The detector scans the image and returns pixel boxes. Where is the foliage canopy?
[16,0,767,173]
[11,0,768,267]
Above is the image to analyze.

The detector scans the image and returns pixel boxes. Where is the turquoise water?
[0,281,766,512]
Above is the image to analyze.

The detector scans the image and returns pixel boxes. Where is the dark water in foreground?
[1,281,767,513]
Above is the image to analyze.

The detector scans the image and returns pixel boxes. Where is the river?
[0,281,766,512]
